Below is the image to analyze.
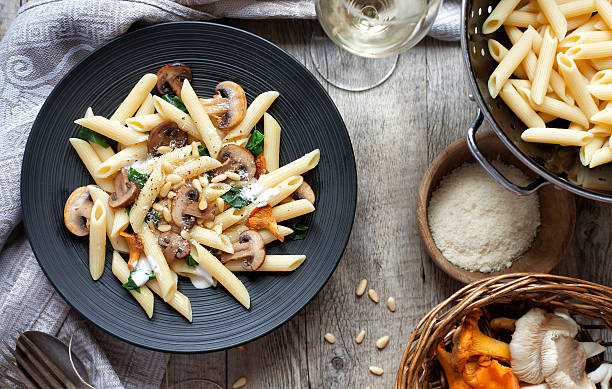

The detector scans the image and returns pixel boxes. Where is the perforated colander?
[461,0,612,202]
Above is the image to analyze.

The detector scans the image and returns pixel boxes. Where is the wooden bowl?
[417,131,576,284]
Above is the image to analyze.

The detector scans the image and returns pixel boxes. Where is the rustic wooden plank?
[164,352,226,389]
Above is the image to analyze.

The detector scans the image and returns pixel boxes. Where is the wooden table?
[2,2,611,388]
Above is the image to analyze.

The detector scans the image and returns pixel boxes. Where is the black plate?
[21,22,356,353]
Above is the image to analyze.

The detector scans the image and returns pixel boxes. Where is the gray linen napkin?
[0,0,461,387]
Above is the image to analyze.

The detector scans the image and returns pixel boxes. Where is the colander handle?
[466,110,549,195]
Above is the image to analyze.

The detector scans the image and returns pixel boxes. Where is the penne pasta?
[488,39,530,79]
[153,96,200,139]
[111,207,130,238]
[498,83,547,128]
[223,91,280,141]
[224,224,293,244]
[591,107,612,124]
[125,114,164,132]
[225,255,306,272]
[203,182,232,202]
[109,73,157,124]
[140,225,176,302]
[567,41,612,59]
[521,127,594,145]
[89,200,106,280]
[537,0,567,40]
[95,142,147,178]
[489,26,537,98]
[69,138,115,192]
[146,278,192,322]
[592,69,612,84]
[272,199,316,223]
[191,242,250,309]
[595,0,612,31]
[560,30,612,47]
[576,59,598,80]
[536,0,597,23]
[580,135,607,165]
[190,226,234,253]
[111,251,154,318]
[589,145,612,167]
[181,79,223,158]
[135,93,155,117]
[532,29,558,104]
[75,116,148,145]
[557,53,600,119]
[84,107,116,162]
[587,84,612,99]
[484,0,523,33]
[172,156,221,179]
[255,150,320,190]
[505,10,541,27]
[87,185,128,253]
[263,113,281,171]
[130,164,164,233]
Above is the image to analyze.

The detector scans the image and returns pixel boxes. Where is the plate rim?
[21,21,357,353]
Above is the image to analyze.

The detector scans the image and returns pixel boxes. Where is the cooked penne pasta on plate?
[63,63,319,320]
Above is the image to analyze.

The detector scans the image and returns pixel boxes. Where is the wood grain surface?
[2,4,611,388]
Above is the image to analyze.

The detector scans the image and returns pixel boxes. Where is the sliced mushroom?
[158,231,190,266]
[218,230,266,271]
[109,168,140,208]
[64,187,94,236]
[210,144,256,179]
[147,121,188,156]
[280,182,316,205]
[156,63,192,97]
[171,184,215,229]
[213,81,247,130]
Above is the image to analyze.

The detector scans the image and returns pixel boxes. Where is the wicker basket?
[395,273,612,388]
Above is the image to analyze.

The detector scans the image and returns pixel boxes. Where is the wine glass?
[311,0,443,91]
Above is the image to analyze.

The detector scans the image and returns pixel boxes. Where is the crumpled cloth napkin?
[0,0,461,387]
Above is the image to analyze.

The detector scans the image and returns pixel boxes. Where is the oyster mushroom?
[64,187,94,236]
[541,333,594,389]
[156,63,192,97]
[210,144,256,179]
[158,231,190,266]
[147,121,188,157]
[218,230,266,271]
[171,184,216,230]
[108,168,140,208]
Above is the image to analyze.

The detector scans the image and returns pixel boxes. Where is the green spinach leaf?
[144,209,160,227]
[220,187,251,209]
[287,219,309,240]
[185,255,198,266]
[122,271,141,293]
[128,168,150,189]
[77,127,112,148]
[245,130,264,157]
[162,94,187,112]
[198,145,209,157]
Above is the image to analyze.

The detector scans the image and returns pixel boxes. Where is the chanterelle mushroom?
[120,231,144,270]
[541,333,594,389]
[64,186,94,236]
[109,168,140,208]
[158,231,190,266]
[213,81,247,130]
[218,230,266,271]
[452,308,511,371]
[171,184,216,230]
[436,342,472,389]
[156,63,192,97]
[147,121,188,157]
[210,144,256,179]
[463,356,520,389]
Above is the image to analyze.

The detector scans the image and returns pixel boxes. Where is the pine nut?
[167,190,176,199]
[356,279,367,296]
[211,173,227,183]
[152,202,164,212]
[157,145,173,154]
[192,179,203,192]
[232,377,247,389]
[324,333,336,344]
[226,171,241,181]
[148,221,155,231]
[172,181,185,191]
[369,366,383,376]
[368,289,379,303]
[376,335,389,350]
[162,207,172,223]
[160,182,172,198]
[166,173,183,184]
[162,160,175,173]
[191,142,199,158]
[387,297,396,312]
[213,224,223,235]
[199,197,208,211]
[216,197,225,212]
[180,230,190,240]
[157,224,171,232]
[199,175,209,187]
[355,330,366,344]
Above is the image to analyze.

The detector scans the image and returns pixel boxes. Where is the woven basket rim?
[394,272,612,389]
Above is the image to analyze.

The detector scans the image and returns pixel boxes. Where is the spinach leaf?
[220,187,251,209]
[128,168,150,189]
[77,127,112,148]
[122,271,141,293]
[125,205,131,216]
[245,130,264,157]
[162,94,187,112]
[185,255,198,266]
[144,209,160,227]
[148,273,156,281]
[198,145,209,157]
[287,219,309,240]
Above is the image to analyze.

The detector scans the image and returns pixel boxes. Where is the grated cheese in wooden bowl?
[427,161,540,273]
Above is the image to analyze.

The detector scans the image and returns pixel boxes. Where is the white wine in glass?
[312,0,442,90]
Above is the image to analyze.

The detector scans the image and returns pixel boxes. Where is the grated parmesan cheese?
[428,161,540,273]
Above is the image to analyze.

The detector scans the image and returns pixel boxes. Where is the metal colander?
[461,0,612,202]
